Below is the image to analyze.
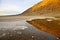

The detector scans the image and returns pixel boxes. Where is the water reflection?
[0,20,59,40]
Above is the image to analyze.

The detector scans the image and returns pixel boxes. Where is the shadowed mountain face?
[20,0,60,16]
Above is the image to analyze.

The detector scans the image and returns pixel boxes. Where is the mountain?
[20,0,60,16]
[24,0,60,38]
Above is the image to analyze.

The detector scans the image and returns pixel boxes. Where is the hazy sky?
[0,0,42,15]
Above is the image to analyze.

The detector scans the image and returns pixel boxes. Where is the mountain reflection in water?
[0,20,58,40]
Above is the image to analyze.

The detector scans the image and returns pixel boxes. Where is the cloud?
[0,4,24,15]
[0,4,21,12]
[0,0,41,15]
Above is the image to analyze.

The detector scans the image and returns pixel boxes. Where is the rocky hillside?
[20,0,60,16]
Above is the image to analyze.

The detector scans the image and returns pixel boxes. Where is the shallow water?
[0,20,59,40]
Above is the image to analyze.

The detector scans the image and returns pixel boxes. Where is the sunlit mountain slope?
[20,0,60,16]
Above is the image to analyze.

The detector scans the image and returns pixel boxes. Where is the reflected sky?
[0,0,42,15]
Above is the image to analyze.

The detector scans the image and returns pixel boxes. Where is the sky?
[0,0,42,15]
